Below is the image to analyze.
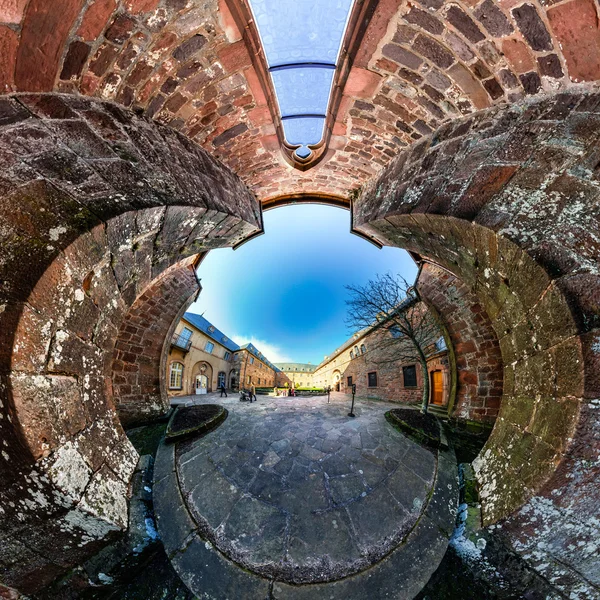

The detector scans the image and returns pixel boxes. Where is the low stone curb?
[385,409,447,451]
[165,405,228,444]
[153,414,458,599]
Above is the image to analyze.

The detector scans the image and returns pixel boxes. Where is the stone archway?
[353,92,599,593]
[0,94,261,594]
[332,370,342,392]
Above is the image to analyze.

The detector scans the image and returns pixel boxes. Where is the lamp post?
[348,384,356,418]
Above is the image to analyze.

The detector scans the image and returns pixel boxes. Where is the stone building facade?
[273,363,317,388]
[230,344,280,390]
[311,303,451,408]
[168,313,240,396]
[167,314,281,395]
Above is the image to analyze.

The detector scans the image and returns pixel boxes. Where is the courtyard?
[154,393,457,598]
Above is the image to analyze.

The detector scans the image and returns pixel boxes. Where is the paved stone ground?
[155,393,458,599]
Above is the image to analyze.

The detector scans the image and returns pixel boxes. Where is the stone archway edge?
[153,424,458,599]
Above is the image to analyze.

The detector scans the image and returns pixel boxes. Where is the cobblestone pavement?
[155,393,458,599]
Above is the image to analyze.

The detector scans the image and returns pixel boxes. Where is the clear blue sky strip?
[248,0,355,150]
[271,67,334,117]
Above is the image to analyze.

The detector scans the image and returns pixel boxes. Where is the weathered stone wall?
[311,303,450,406]
[232,349,278,390]
[2,0,600,202]
[417,261,503,423]
[112,262,200,426]
[354,91,599,597]
[0,93,260,593]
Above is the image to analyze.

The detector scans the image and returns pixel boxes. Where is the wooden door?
[431,371,444,405]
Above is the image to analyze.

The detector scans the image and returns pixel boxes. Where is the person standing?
[251,383,257,402]
[220,383,227,398]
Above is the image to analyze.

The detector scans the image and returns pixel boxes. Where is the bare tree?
[345,273,443,414]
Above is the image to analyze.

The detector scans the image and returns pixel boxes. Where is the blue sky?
[189,204,417,364]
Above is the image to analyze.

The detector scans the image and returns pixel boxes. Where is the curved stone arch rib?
[112,258,202,427]
[0,93,261,593]
[354,91,600,593]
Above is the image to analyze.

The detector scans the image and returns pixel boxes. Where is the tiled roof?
[273,363,317,373]
[182,313,240,353]
[239,343,281,372]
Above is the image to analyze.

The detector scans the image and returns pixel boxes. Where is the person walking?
[251,384,257,402]
[220,383,227,398]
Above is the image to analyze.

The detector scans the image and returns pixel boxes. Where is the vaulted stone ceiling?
[2,0,598,202]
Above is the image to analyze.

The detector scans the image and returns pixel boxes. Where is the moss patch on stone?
[126,422,169,457]
[385,408,441,450]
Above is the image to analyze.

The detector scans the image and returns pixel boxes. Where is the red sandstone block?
[0,0,28,22]
[547,0,600,82]
[345,67,382,98]
[218,40,252,72]
[0,25,17,92]
[77,0,117,40]
[447,63,490,110]
[501,38,535,74]
[16,0,86,91]
[125,0,159,14]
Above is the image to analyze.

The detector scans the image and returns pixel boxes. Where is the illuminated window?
[169,362,183,389]
[248,0,355,160]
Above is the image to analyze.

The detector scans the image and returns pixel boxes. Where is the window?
[360,344,366,354]
[180,327,193,342]
[403,365,417,388]
[169,363,183,389]
[347,376,353,386]
[390,325,403,338]
[354,345,359,356]
[250,356,255,364]
[436,336,447,351]
[218,372,226,388]
[224,351,231,361]
[367,372,378,387]
[247,375,251,384]
[205,341,214,354]
[349,350,354,359]
[258,378,261,384]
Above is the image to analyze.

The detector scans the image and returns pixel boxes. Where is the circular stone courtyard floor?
[154,393,458,599]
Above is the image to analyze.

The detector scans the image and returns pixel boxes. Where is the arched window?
[350,350,354,359]
[354,345,359,356]
[169,362,183,390]
[360,344,366,354]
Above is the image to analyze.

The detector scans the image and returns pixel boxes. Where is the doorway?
[431,370,444,405]
[195,374,208,395]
